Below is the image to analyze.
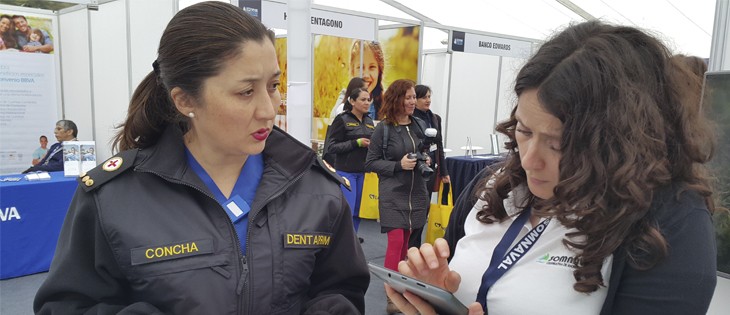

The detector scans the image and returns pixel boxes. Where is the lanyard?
[44,143,63,165]
[476,207,551,311]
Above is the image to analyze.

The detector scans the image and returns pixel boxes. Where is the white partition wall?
[59,9,94,143]
[492,56,526,151]
[88,0,131,162]
[57,0,175,163]
[420,51,451,138]
[444,52,501,155]
[128,0,176,96]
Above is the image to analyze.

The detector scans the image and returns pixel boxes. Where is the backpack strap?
[381,122,390,160]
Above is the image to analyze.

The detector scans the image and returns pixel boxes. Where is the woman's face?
[351,90,370,116]
[416,90,431,111]
[514,89,563,200]
[353,47,380,94]
[0,18,12,33]
[402,87,417,117]
[184,40,280,157]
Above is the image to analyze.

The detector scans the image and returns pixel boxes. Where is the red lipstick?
[252,128,269,141]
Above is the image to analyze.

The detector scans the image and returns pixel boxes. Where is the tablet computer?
[368,262,468,315]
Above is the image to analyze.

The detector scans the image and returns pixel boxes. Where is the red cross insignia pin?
[103,157,123,172]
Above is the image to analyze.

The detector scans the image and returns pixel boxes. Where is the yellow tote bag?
[425,182,453,244]
[358,172,379,220]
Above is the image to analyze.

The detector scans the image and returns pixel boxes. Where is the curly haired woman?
[386,20,719,315]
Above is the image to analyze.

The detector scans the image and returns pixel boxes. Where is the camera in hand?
[407,152,433,177]
[408,127,438,178]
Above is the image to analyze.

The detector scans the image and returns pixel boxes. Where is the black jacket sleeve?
[600,188,717,315]
[327,114,358,154]
[34,189,164,314]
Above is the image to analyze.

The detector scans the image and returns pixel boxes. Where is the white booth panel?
[59,9,93,143]
[492,56,526,153]
[420,52,451,123]
[90,0,131,162]
[128,0,175,94]
[445,52,500,156]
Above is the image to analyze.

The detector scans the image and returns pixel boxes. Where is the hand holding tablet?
[376,239,484,315]
[369,262,468,315]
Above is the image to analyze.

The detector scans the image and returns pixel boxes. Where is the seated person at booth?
[23,120,77,173]
[386,20,719,315]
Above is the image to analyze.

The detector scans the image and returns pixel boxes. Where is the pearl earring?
[188,112,195,118]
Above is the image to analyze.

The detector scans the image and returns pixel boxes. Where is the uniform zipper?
[405,125,417,231]
[138,153,314,314]
[136,169,247,314]
[241,157,312,315]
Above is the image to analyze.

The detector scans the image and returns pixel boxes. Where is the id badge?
[429,144,438,152]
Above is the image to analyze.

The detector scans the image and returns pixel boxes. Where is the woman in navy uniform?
[327,87,375,233]
[34,2,368,314]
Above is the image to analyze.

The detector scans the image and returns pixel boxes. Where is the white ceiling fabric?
[313,0,716,58]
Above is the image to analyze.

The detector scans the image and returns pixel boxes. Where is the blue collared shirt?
[186,149,263,254]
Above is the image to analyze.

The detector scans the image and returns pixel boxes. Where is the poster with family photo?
[62,141,80,177]
[80,141,96,174]
[0,10,59,174]
[0,13,54,54]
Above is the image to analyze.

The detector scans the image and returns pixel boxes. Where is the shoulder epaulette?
[314,155,351,191]
[78,149,138,192]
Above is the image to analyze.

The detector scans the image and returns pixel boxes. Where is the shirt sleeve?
[42,30,53,45]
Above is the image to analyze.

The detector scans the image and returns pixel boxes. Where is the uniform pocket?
[127,238,230,277]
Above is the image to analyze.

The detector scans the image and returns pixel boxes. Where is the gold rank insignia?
[322,160,336,173]
[84,179,94,187]
[103,157,123,172]
[342,176,351,189]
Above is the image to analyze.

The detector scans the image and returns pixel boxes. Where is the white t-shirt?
[449,185,612,314]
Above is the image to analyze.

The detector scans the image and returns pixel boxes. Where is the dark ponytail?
[113,72,179,151]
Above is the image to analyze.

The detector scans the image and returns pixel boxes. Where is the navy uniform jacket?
[34,126,369,314]
[328,111,375,173]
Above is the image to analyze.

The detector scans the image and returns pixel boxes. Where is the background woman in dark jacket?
[410,84,450,248]
[328,87,375,232]
[365,79,429,312]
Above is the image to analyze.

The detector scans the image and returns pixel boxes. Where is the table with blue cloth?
[0,171,77,279]
[444,154,505,200]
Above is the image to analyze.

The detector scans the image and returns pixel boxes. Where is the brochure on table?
[63,141,96,177]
